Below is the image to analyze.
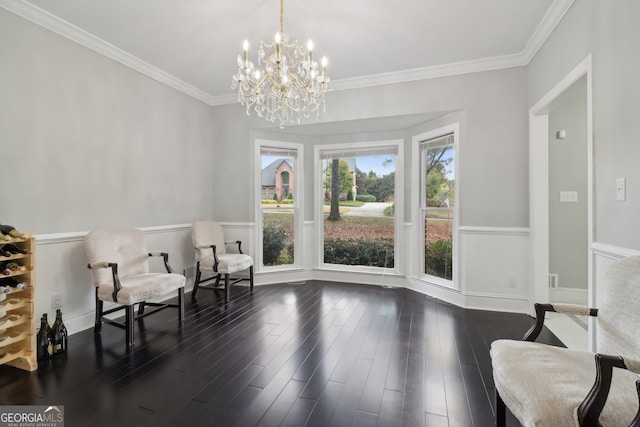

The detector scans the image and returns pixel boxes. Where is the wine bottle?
[43,313,53,337]
[37,316,53,360]
[0,225,27,239]
[0,286,9,294]
[0,247,10,257]
[4,262,25,272]
[1,244,28,255]
[51,309,68,354]
[0,278,28,290]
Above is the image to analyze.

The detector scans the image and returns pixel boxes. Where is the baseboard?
[550,287,588,305]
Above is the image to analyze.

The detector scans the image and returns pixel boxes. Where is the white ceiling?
[2,0,572,107]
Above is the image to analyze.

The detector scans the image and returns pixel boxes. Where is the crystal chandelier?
[231,0,330,128]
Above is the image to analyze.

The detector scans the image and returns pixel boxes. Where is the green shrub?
[273,193,279,202]
[383,203,395,217]
[425,239,452,279]
[356,194,376,202]
[278,242,294,264]
[324,237,394,268]
[263,224,287,266]
[261,199,277,204]
[288,193,294,200]
[281,199,294,204]
[347,189,353,201]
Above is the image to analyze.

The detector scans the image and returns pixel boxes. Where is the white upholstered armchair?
[491,256,640,426]
[191,220,254,303]
[85,227,185,348]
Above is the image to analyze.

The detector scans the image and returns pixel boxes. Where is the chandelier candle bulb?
[243,40,249,62]
[307,39,313,62]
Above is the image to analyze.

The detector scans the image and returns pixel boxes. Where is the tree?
[425,146,453,206]
[366,172,395,202]
[327,159,341,221]
[325,160,353,195]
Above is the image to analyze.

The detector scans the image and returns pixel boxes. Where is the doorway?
[529,56,594,349]
[548,75,588,305]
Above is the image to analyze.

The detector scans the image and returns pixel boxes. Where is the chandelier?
[231,0,330,128]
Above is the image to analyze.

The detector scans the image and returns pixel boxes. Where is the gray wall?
[548,82,588,289]
[528,0,640,251]
[212,67,529,229]
[0,9,215,234]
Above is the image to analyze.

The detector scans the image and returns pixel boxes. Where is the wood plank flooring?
[0,281,563,426]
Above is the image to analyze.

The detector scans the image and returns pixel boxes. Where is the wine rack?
[0,236,36,371]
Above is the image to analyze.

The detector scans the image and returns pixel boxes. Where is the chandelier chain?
[280,0,284,33]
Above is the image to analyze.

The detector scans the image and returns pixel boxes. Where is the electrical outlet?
[559,191,578,203]
[51,293,63,310]
[549,274,559,289]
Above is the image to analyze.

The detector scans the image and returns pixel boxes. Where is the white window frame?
[254,139,304,272]
[411,123,459,289]
[314,139,403,274]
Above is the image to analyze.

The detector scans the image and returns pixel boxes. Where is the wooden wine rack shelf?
[0,236,37,371]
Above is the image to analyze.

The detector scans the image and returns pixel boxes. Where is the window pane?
[424,209,453,279]
[322,154,395,268]
[261,154,295,266]
[422,137,454,280]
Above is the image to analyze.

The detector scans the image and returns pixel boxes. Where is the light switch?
[559,191,578,203]
[616,178,626,201]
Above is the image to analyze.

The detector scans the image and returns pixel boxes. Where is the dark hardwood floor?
[0,281,563,426]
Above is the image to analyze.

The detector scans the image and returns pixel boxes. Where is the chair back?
[192,220,226,261]
[596,255,640,360]
[85,227,150,286]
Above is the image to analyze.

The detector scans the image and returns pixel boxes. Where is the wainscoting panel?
[459,226,531,312]
[34,222,544,335]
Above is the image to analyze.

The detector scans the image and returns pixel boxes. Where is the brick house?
[261,159,294,202]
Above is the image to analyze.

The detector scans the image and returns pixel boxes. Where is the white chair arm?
[550,303,596,316]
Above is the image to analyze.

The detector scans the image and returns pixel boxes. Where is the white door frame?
[529,55,594,346]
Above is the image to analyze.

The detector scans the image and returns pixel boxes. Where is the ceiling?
[3,0,573,107]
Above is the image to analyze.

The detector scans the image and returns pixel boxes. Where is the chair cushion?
[192,220,227,260]
[491,340,640,427]
[97,273,185,305]
[85,227,150,287]
[199,254,253,274]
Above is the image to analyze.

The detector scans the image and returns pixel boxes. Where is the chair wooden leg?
[249,266,254,291]
[496,390,506,427]
[94,292,103,334]
[138,302,145,316]
[225,274,230,303]
[192,265,201,300]
[125,305,135,348]
[178,288,185,323]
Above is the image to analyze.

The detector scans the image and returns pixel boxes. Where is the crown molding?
[521,0,575,63]
[1,0,575,107]
[0,0,216,106]
[329,52,528,94]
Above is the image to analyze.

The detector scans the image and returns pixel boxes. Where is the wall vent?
[549,273,559,289]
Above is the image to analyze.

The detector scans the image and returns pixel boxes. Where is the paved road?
[342,202,393,217]
[263,202,393,218]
